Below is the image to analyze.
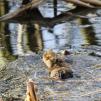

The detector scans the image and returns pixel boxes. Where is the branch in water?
[64,0,101,8]
[25,79,39,101]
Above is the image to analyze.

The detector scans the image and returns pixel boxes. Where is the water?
[0,0,101,59]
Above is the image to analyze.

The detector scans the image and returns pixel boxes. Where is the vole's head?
[43,50,57,68]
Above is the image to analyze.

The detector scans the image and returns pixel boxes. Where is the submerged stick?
[25,79,39,101]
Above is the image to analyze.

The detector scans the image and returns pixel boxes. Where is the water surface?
[0,0,101,60]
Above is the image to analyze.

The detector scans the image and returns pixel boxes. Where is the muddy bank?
[0,47,101,101]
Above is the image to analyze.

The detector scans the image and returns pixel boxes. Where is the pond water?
[0,0,101,60]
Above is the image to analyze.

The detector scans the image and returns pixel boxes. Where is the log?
[0,1,99,27]
[0,7,98,27]
[64,0,101,7]
[64,0,94,8]
[81,0,101,6]
[0,0,44,21]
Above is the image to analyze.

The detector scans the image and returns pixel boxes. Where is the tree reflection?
[27,24,43,52]
[0,0,100,58]
[79,18,98,45]
[0,1,17,60]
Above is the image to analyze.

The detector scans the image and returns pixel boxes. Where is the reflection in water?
[0,22,17,60]
[9,23,28,55]
[42,23,73,50]
[27,24,43,52]
[79,18,98,45]
[53,0,57,17]
[0,1,17,60]
[0,0,101,58]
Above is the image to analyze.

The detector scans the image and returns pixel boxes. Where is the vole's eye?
[46,56,50,60]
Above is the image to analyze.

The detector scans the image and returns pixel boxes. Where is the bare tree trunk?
[78,18,97,45]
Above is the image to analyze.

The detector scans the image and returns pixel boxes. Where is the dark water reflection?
[0,0,101,60]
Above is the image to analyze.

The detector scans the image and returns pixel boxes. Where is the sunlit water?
[0,0,101,60]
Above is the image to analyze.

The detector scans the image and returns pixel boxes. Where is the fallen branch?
[0,0,44,21]
[64,0,101,8]
[82,0,101,6]
[25,79,39,101]
[64,0,94,8]
[0,4,99,27]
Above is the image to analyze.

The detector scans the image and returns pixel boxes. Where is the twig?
[25,79,39,101]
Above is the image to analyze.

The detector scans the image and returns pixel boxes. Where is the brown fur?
[43,50,57,68]
[43,50,73,80]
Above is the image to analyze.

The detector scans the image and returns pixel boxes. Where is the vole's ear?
[61,50,71,55]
